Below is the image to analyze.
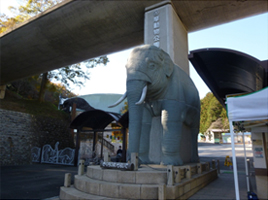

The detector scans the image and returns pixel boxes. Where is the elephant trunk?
[127,80,147,157]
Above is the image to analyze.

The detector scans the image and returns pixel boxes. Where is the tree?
[121,101,128,114]
[9,0,64,18]
[1,0,63,33]
[199,92,229,133]
[49,56,109,89]
[1,0,109,101]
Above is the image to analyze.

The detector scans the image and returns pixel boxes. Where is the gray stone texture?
[1,0,266,85]
[0,109,73,165]
[125,45,200,165]
[144,2,189,74]
[61,165,218,199]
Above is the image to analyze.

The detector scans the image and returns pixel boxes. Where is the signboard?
[252,139,267,168]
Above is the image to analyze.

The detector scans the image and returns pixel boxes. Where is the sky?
[75,12,268,99]
[1,0,267,99]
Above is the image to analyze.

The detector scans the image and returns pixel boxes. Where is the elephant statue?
[110,45,200,165]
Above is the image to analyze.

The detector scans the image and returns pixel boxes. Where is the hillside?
[0,89,69,119]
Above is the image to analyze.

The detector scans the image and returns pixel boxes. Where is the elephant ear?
[159,49,174,77]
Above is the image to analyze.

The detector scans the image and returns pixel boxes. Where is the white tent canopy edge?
[226,87,268,200]
[227,87,268,122]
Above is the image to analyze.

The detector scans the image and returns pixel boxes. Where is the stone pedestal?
[59,163,217,199]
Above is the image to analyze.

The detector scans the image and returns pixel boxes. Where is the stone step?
[60,185,127,200]
[87,165,167,184]
[74,174,159,199]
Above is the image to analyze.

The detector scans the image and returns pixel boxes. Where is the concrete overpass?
[0,0,267,85]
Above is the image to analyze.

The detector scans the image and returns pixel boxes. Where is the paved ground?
[0,164,77,199]
[0,142,257,199]
[192,142,257,199]
[189,172,255,200]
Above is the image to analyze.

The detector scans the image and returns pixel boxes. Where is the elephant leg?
[190,110,200,163]
[161,101,184,166]
[191,127,199,162]
[139,106,152,164]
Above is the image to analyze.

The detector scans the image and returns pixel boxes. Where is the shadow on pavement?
[0,164,77,199]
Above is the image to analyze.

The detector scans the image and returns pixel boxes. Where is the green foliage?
[1,0,63,33]
[120,101,128,114]
[49,56,109,89]
[11,0,64,17]
[17,0,64,16]
[0,13,22,33]
[199,92,229,133]
[0,91,69,119]
[8,76,76,106]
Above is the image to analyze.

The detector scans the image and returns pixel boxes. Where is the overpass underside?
[0,0,267,85]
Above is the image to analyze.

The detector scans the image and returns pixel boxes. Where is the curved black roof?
[188,48,267,107]
[118,111,129,129]
[70,109,121,130]
[63,97,95,111]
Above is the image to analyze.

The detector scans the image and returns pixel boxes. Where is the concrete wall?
[0,109,74,166]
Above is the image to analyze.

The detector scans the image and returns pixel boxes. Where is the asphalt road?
[0,164,77,199]
[198,142,254,172]
[0,142,255,199]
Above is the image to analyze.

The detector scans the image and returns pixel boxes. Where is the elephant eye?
[148,63,156,69]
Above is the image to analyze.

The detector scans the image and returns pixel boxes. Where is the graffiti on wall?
[31,141,114,166]
[31,147,41,162]
[31,142,75,165]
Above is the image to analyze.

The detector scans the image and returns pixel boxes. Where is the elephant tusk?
[108,92,127,108]
[135,85,147,105]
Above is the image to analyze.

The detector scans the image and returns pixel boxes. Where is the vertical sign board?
[144,2,189,74]
[252,132,267,168]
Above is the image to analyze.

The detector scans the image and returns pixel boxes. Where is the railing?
[98,136,115,153]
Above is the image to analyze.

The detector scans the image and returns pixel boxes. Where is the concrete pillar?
[131,153,138,171]
[186,166,191,179]
[197,163,202,174]
[64,173,71,187]
[0,85,6,99]
[74,130,80,166]
[167,165,174,186]
[144,0,189,74]
[212,159,216,169]
[78,160,85,176]
[217,159,221,174]
[206,162,210,171]
[175,168,181,183]
[104,152,111,162]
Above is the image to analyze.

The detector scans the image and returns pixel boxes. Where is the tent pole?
[242,132,250,192]
[229,122,240,200]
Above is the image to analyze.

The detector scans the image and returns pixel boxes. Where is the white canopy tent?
[226,87,268,200]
